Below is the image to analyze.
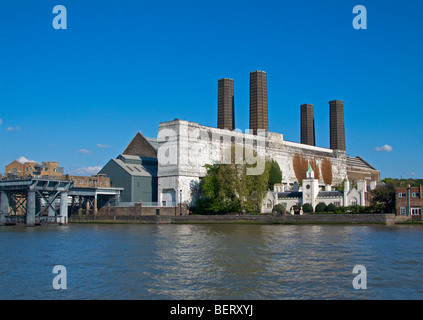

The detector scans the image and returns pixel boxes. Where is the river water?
[0,223,422,300]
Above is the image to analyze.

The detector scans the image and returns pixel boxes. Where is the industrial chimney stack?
[217,78,235,130]
[329,100,346,151]
[249,70,268,134]
[301,103,315,146]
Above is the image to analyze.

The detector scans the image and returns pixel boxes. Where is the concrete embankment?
[69,213,402,225]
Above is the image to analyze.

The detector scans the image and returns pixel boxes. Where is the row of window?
[398,192,420,198]
[77,180,108,186]
[400,207,422,215]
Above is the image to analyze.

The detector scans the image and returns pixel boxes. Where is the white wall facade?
[157,119,348,206]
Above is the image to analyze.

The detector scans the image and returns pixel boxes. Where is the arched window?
[350,197,358,206]
[267,200,272,208]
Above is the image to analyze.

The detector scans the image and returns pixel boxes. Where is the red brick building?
[396,186,422,219]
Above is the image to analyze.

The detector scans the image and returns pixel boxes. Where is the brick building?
[4,159,111,188]
[5,160,63,178]
[396,185,422,219]
[62,174,111,188]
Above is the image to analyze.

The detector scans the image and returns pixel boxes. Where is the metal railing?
[117,201,178,207]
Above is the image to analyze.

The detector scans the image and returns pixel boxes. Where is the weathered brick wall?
[97,203,188,216]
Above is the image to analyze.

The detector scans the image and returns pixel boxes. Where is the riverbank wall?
[69,213,406,225]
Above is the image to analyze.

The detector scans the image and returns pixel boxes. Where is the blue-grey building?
[99,132,158,204]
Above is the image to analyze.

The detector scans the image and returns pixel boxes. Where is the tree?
[302,203,314,213]
[325,203,337,213]
[195,163,241,214]
[195,147,271,214]
[272,204,286,215]
[267,159,282,191]
[315,203,327,213]
[321,158,333,186]
[369,183,396,213]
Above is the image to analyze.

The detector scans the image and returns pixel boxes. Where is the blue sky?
[0,0,422,179]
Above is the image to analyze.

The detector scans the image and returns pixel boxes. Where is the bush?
[272,204,286,215]
[302,203,314,213]
[348,205,372,214]
[315,203,327,213]
[325,203,337,213]
[334,206,348,214]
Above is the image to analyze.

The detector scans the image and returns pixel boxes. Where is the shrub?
[272,204,286,215]
[315,203,327,213]
[348,205,372,214]
[302,203,314,213]
[334,206,348,214]
[325,203,337,213]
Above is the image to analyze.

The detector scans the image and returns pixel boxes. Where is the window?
[398,193,406,198]
[412,192,420,198]
[350,198,358,206]
[267,200,272,208]
[411,208,421,216]
[400,207,407,215]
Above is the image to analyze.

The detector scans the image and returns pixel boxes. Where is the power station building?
[100,70,380,210]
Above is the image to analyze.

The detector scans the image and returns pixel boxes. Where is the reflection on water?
[0,224,422,299]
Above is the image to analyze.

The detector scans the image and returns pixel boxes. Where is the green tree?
[302,203,313,213]
[195,149,271,214]
[325,203,337,213]
[369,183,396,213]
[315,203,327,213]
[272,204,286,215]
[267,159,282,191]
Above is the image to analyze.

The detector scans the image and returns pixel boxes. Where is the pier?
[0,178,122,227]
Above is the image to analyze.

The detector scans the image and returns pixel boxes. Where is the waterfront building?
[98,70,380,211]
[261,166,367,213]
[5,160,63,179]
[99,132,158,204]
[395,185,422,219]
[4,159,112,188]
[346,156,380,185]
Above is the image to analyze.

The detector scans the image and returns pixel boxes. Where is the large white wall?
[157,119,347,206]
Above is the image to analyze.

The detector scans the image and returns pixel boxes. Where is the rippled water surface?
[0,223,422,299]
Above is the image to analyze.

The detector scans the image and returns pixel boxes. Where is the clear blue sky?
[1,0,422,179]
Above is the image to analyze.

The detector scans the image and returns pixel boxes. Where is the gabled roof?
[317,191,342,198]
[109,158,157,177]
[278,192,302,199]
[122,132,158,158]
[347,155,378,171]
